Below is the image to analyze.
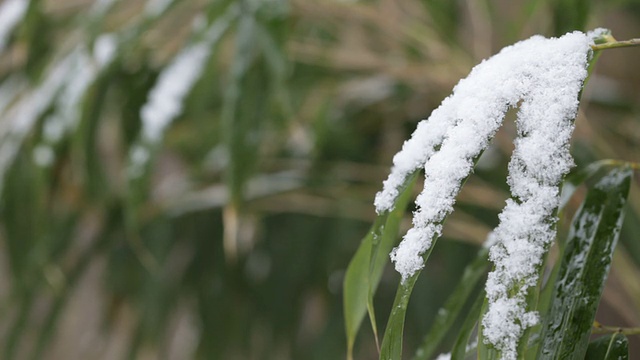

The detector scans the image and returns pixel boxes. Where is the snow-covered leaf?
[413,248,489,360]
[537,166,632,359]
[343,173,417,360]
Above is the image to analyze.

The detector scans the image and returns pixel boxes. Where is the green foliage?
[585,333,630,360]
[0,0,639,359]
[550,0,592,36]
[344,173,418,359]
[342,26,640,360]
[413,249,489,360]
[538,167,632,359]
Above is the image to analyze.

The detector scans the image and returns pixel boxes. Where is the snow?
[94,34,117,68]
[144,0,174,18]
[482,33,591,359]
[0,76,25,116]
[139,42,210,143]
[34,41,116,168]
[33,145,54,167]
[132,5,237,173]
[138,8,236,144]
[0,0,28,52]
[90,0,118,17]
[376,31,594,358]
[0,50,76,187]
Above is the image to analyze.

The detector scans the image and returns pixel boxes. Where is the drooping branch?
[376,31,597,359]
[591,38,640,51]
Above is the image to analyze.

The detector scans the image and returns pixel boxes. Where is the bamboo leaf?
[380,149,489,360]
[450,288,485,360]
[221,8,258,206]
[368,173,419,350]
[413,248,489,360]
[344,173,417,359]
[585,333,629,360]
[344,219,380,359]
[551,0,591,36]
[477,298,500,360]
[559,159,621,209]
[537,166,632,359]
[380,272,420,360]
[76,67,111,199]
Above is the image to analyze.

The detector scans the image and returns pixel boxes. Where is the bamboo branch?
[592,322,640,335]
[591,38,640,51]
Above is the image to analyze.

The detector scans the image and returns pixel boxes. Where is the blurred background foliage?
[0,0,639,359]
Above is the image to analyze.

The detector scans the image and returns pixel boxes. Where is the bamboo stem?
[591,38,640,51]
[592,322,640,335]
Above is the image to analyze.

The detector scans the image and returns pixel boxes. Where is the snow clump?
[375,31,594,358]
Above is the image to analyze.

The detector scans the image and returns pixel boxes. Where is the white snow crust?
[144,0,173,18]
[140,42,210,143]
[376,32,593,358]
[0,0,28,52]
[139,8,235,145]
[130,6,237,177]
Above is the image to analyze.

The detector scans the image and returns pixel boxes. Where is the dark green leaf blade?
[585,333,629,360]
[344,217,382,359]
[559,159,626,209]
[450,288,485,360]
[413,248,489,360]
[380,272,420,360]
[537,166,632,359]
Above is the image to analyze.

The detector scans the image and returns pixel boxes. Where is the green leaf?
[379,148,489,360]
[344,173,417,359]
[413,248,489,360]
[344,219,381,359]
[550,0,590,36]
[477,298,500,360]
[255,22,293,124]
[450,288,485,360]
[537,166,633,359]
[559,159,623,209]
[585,333,629,360]
[221,9,259,206]
[76,68,111,200]
[380,272,420,360]
[419,0,460,39]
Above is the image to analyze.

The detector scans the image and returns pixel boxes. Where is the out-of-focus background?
[0,0,639,359]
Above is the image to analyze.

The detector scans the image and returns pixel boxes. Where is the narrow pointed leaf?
[413,248,489,360]
[381,149,489,360]
[380,271,420,360]
[344,173,417,359]
[559,159,624,209]
[537,166,632,359]
[450,289,485,360]
[477,298,500,360]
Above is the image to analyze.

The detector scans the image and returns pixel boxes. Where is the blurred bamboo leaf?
[128,3,238,199]
[551,0,591,36]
